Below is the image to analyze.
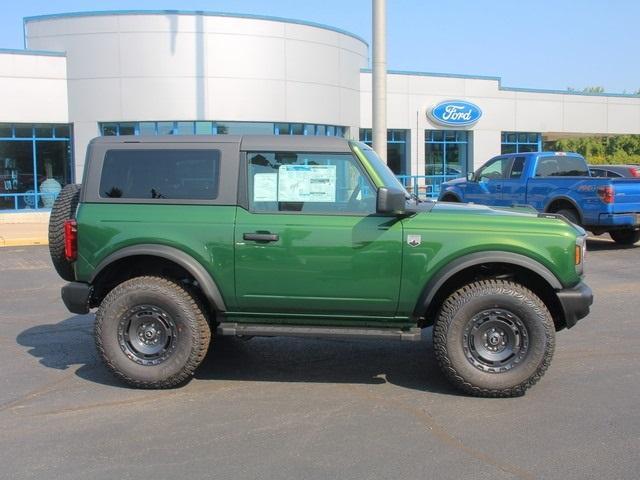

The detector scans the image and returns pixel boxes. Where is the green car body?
[53,134,593,394]
[74,198,583,327]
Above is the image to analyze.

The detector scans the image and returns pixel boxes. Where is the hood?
[413,201,585,236]
[430,201,538,218]
[442,177,468,187]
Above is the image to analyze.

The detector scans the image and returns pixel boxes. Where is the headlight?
[575,235,586,276]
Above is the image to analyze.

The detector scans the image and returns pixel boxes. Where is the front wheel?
[609,229,640,246]
[433,280,555,397]
[95,276,211,388]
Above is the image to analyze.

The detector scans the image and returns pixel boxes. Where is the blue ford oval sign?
[428,100,482,127]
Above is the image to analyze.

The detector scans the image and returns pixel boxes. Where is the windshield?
[350,141,409,196]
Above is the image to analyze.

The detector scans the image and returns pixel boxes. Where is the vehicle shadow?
[196,330,457,396]
[16,315,127,388]
[587,236,638,251]
[16,316,458,395]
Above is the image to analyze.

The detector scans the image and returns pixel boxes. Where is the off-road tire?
[95,276,211,388]
[556,208,580,226]
[48,183,81,281]
[609,229,640,246]
[433,280,555,397]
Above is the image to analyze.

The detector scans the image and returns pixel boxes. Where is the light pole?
[372,0,387,163]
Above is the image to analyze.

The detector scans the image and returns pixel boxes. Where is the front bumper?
[61,282,92,314]
[556,281,593,329]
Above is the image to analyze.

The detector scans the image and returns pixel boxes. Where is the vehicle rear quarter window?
[509,157,525,179]
[99,149,220,200]
[535,156,588,177]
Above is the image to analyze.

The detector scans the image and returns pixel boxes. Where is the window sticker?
[253,173,278,202]
[277,165,336,203]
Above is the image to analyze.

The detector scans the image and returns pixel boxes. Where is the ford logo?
[428,100,482,127]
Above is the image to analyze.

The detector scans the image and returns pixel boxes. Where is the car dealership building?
[1,10,640,210]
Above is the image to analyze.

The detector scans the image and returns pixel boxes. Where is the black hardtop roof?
[90,135,354,152]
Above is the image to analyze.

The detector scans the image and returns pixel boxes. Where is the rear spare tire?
[48,183,81,281]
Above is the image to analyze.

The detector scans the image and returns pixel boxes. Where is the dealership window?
[501,132,541,154]
[0,124,73,211]
[425,130,468,176]
[359,129,409,175]
[100,121,347,138]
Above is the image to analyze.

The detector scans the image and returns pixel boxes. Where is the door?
[464,156,513,206]
[234,150,403,318]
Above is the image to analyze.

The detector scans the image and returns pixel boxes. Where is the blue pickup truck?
[439,152,640,245]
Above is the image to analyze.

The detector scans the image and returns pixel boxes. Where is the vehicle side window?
[247,152,376,214]
[476,157,511,181]
[589,168,605,177]
[99,149,220,200]
[509,157,525,179]
[535,157,559,177]
[555,156,589,176]
[536,156,588,177]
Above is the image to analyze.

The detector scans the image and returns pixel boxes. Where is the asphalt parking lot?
[0,241,638,480]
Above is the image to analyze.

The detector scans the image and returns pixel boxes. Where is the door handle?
[243,232,279,242]
[495,184,502,191]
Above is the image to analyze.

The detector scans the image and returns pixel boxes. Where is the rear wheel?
[556,208,580,226]
[609,229,640,245]
[433,280,555,397]
[95,276,211,388]
[48,184,81,281]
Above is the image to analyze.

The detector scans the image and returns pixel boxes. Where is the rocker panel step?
[217,323,422,342]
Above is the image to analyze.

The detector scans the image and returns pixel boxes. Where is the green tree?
[582,86,605,94]
[547,135,640,164]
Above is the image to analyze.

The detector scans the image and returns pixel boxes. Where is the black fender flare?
[544,195,584,224]
[413,251,563,317]
[90,244,227,311]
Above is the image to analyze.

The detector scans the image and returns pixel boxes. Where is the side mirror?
[376,187,406,215]
[467,172,475,181]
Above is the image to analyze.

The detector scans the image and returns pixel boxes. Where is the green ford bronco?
[49,135,593,396]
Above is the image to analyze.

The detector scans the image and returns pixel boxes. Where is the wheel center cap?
[488,332,501,346]
[145,328,156,339]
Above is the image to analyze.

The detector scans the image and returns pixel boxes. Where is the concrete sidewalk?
[0,212,50,247]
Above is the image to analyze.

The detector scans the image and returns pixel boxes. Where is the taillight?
[597,185,614,204]
[64,219,78,261]
[628,167,640,178]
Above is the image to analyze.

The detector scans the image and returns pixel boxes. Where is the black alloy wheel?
[433,279,555,397]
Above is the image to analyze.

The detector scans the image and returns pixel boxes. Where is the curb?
[0,237,49,247]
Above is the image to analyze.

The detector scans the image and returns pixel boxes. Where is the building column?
[471,129,501,170]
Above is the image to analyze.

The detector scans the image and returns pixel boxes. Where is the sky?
[2,0,639,94]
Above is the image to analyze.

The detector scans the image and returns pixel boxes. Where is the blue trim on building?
[499,86,640,98]
[23,10,368,46]
[0,48,65,57]
[361,68,501,82]
[361,68,640,99]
